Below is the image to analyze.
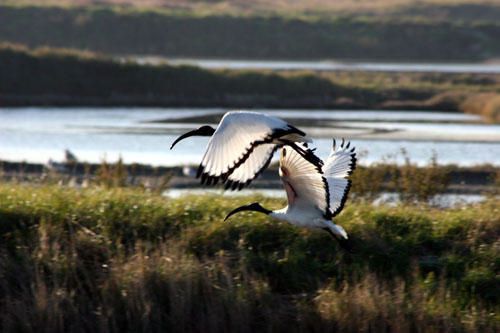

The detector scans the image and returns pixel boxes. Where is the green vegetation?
[350,151,452,202]
[4,152,498,199]
[0,183,498,331]
[0,2,500,61]
[0,43,352,108]
[2,44,500,114]
[1,0,499,22]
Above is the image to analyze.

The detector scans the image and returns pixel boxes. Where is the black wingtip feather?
[286,124,307,137]
[200,173,208,185]
[196,164,204,178]
[231,181,239,191]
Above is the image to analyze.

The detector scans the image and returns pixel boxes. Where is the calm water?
[165,188,486,208]
[150,58,500,74]
[1,107,499,166]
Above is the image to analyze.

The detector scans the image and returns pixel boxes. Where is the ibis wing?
[198,111,306,188]
[279,144,328,213]
[224,144,278,190]
[323,140,357,218]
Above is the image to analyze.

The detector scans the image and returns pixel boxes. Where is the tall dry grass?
[461,93,500,123]
[315,272,498,333]
[0,183,498,332]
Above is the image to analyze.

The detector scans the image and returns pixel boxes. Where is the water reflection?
[0,107,499,166]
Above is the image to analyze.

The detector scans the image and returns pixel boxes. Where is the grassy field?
[0,182,498,332]
[2,43,500,120]
[0,1,500,61]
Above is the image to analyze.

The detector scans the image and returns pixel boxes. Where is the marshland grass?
[1,2,500,61]
[4,152,498,199]
[2,43,500,114]
[0,183,498,332]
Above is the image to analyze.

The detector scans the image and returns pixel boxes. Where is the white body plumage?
[225,139,356,245]
[270,209,347,239]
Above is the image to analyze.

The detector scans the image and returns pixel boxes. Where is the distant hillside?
[2,0,500,23]
[0,4,500,61]
[0,44,366,108]
[1,44,499,115]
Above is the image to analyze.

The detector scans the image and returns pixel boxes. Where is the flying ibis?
[170,111,322,190]
[225,139,356,250]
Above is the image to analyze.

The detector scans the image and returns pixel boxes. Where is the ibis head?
[224,202,271,221]
[170,125,216,149]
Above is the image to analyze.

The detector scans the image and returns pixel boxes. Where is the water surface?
[148,58,500,74]
[165,188,487,208]
[1,107,499,166]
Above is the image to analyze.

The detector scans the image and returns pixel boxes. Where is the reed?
[0,183,497,332]
[351,151,450,203]
[461,93,500,123]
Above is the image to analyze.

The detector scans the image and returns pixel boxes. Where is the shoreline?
[1,44,499,123]
[0,94,450,111]
[1,160,497,195]
[156,113,500,143]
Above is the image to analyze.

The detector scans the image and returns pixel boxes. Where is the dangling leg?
[282,141,324,167]
[322,227,354,253]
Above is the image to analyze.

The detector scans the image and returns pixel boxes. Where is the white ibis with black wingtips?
[225,139,357,251]
[170,111,322,190]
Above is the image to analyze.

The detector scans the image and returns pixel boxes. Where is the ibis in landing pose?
[170,111,321,190]
[225,139,356,250]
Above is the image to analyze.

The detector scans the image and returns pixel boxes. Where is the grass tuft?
[0,183,498,331]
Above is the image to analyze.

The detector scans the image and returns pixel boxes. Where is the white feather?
[271,140,356,235]
[199,111,310,188]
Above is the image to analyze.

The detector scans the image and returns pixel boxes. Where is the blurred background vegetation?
[1,43,500,120]
[0,0,500,61]
[1,0,500,119]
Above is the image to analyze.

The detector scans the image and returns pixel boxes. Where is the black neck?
[197,125,216,136]
[252,203,272,215]
[225,202,271,221]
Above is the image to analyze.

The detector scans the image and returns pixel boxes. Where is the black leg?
[322,228,354,253]
[284,141,323,168]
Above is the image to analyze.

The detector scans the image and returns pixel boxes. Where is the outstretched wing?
[198,111,309,189]
[323,139,357,218]
[223,144,279,190]
[279,144,328,214]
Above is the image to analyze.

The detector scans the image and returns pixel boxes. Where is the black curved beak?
[224,202,270,221]
[225,205,253,221]
[170,129,200,150]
